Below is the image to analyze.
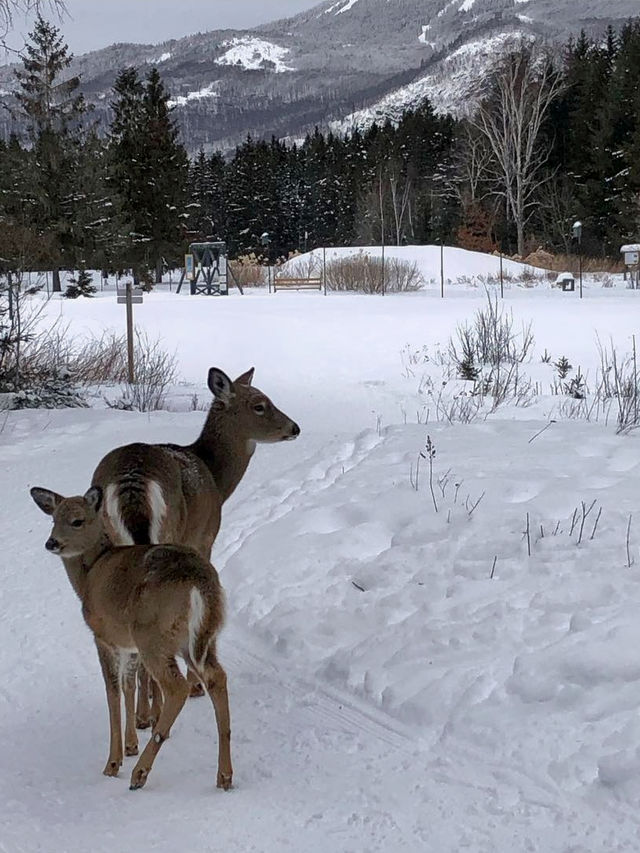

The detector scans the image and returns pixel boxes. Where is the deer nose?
[45,537,60,552]
[290,422,300,437]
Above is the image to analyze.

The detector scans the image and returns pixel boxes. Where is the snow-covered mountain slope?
[0,0,637,151]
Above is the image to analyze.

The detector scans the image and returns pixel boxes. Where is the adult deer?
[92,365,299,722]
[30,485,232,792]
[92,366,299,559]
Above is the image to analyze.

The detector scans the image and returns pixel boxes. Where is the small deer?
[30,484,232,793]
[92,365,299,722]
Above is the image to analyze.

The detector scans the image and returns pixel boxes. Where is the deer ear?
[234,367,255,387]
[84,486,103,514]
[30,487,63,516]
[207,367,235,405]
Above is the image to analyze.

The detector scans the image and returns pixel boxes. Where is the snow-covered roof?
[620,244,640,252]
[555,272,575,282]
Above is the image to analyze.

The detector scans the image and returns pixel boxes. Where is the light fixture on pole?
[572,220,583,299]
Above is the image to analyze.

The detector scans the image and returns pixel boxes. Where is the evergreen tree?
[107,67,188,283]
[13,16,86,291]
[64,268,96,298]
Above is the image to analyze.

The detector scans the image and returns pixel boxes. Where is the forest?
[1,16,639,290]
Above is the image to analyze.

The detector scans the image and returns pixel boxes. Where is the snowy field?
[4,253,640,851]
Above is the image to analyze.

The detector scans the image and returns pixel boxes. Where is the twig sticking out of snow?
[577,499,597,545]
[590,507,602,541]
[524,512,531,557]
[466,491,485,519]
[528,419,556,444]
[490,556,497,579]
[627,514,634,568]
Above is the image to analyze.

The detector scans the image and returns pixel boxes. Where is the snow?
[459,0,476,11]
[147,51,172,64]
[331,32,527,128]
[168,83,219,109]
[214,37,292,73]
[418,24,435,47]
[6,249,640,850]
[335,0,360,14]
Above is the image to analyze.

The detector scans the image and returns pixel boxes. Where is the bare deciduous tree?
[472,45,564,256]
[0,0,64,46]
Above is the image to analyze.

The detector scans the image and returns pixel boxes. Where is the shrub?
[324,253,423,293]
[107,329,177,412]
[229,253,267,288]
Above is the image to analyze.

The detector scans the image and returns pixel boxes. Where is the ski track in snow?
[6,281,640,849]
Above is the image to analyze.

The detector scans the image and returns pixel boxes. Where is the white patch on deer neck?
[246,439,257,456]
[188,587,207,670]
[104,484,135,545]
[147,480,167,544]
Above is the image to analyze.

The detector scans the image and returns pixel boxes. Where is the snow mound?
[214,37,292,73]
[283,244,543,283]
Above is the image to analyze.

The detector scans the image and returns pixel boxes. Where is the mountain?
[0,0,637,153]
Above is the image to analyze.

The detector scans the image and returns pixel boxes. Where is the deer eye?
[71,519,84,528]
[253,403,266,415]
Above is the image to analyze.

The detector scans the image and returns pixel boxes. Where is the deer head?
[30,486,104,557]
[207,367,300,443]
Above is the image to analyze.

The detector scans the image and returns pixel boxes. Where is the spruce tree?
[108,67,188,284]
[13,16,86,291]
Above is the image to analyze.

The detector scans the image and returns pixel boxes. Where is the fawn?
[30,484,232,792]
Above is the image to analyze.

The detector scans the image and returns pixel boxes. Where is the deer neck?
[191,407,256,503]
[61,535,112,601]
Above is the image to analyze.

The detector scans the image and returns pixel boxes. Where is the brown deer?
[30,484,232,793]
[91,365,299,721]
[92,365,299,559]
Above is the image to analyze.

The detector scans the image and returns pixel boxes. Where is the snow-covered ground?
[4,251,640,851]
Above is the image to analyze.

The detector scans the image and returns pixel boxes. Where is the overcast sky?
[4,0,321,55]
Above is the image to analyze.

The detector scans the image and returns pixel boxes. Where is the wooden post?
[579,251,583,299]
[381,242,385,296]
[125,280,135,384]
[500,252,504,299]
[323,246,327,296]
[440,240,444,299]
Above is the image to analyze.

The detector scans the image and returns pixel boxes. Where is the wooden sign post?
[117,282,143,383]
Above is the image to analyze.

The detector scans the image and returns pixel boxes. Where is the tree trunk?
[155,257,163,284]
[52,267,61,293]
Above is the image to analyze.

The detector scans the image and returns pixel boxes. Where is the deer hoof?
[103,759,121,777]
[125,743,139,756]
[217,772,233,791]
[129,767,149,790]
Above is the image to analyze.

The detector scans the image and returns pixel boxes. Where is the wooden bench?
[273,276,323,292]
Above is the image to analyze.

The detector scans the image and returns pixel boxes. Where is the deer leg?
[95,640,123,777]
[199,648,232,790]
[129,655,189,791]
[149,674,163,724]
[122,654,139,756]
[136,664,153,729]
[187,667,205,698]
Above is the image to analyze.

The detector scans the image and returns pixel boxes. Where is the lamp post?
[572,220,583,299]
[260,231,271,293]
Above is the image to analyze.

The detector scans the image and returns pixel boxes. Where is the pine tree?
[13,16,86,291]
[142,68,189,281]
[108,67,188,284]
[64,268,96,298]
